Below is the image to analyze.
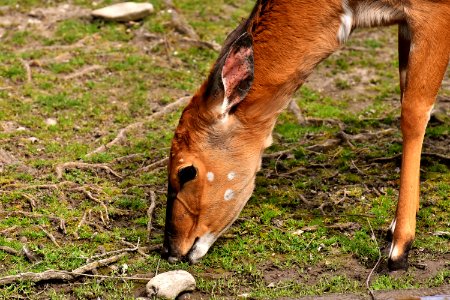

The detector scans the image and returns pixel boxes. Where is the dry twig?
[61,65,104,80]
[136,157,169,174]
[147,191,157,239]
[86,96,190,157]
[55,162,122,179]
[0,246,20,256]
[38,225,61,248]
[71,187,110,222]
[0,252,128,286]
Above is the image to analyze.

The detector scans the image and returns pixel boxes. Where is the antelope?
[163,0,450,270]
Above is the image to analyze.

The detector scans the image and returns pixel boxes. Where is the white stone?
[146,270,196,299]
[92,2,154,22]
[45,118,57,126]
[28,137,39,143]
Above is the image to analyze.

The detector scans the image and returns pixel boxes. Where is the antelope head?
[163,32,272,264]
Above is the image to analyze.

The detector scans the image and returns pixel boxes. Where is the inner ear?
[220,32,254,116]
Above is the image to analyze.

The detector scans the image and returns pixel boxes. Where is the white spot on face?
[179,158,184,163]
[188,232,217,264]
[206,172,214,182]
[338,0,353,44]
[224,189,234,201]
[227,172,236,181]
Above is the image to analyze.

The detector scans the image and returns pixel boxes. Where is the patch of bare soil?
[0,4,90,38]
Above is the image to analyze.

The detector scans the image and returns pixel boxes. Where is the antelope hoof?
[387,240,412,271]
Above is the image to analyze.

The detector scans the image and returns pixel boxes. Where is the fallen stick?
[38,225,61,248]
[72,253,127,274]
[86,96,190,157]
[0,252,128,286]
[136,157,169,174]
[61,65,104,80]
[147,191,156,239]
[71,187,110,222]
[0,246,20,256]
[55,162,122,179]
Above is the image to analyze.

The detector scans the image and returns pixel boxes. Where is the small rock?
[28,137,39,143]
[45,118,57,126]
[16,126,27,131]
[92,2,154,22]
[146,270,195,300]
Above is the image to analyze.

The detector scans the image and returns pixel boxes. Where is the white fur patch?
[224,189,234,201]
[388,219,396,233]
[354,1,405,28]
[389,243,400,260]
[188,232,216,264]
[206,172,214,182]
[227,172,236,181]
[338,0,353,44]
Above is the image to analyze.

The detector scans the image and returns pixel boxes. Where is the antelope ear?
[220,32,254,116]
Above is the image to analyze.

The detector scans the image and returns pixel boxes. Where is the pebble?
[92,2,154,22]
[28,137,39,143]
[45,118,57,126]
[146,270,196,299]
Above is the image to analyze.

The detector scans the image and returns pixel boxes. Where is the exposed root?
[22,193,37,211]
[0,226,18,235]
[86,95,190,157]
[72,253,126,274]
[0,246,20,256]
[71,187,110,222]
[61,65,104,80]
[0,253,127,286]
[136,157,169,174]
[74,209,88,239]
[22,245,41,263]
[147,191,156,239]
[55,162,122,180]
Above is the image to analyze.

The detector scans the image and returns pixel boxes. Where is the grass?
[0,0,449,299]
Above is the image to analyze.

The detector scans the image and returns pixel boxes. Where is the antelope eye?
[178,165,197,187]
